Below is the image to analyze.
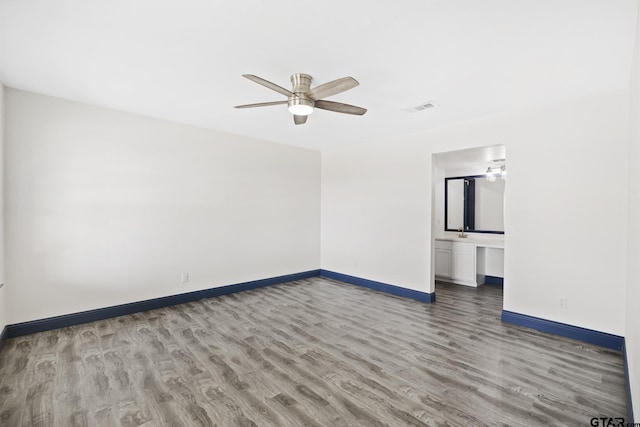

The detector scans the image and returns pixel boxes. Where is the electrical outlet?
[181,273,189,283]
[559,297,567,309]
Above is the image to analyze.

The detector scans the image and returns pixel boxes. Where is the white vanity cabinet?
[435,238,505,287]
[434,238,479,287]
[451,241,477,285]
[434,240,453,278]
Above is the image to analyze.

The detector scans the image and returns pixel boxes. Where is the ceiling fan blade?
[242,74,293,97]
[314,100,367,115]
[294,115,308,125]
[234,100,288,109]
[306,76,359,100]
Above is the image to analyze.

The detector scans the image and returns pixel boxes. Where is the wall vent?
[402,101,437,113]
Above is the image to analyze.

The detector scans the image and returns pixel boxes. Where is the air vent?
[402,101,436,113]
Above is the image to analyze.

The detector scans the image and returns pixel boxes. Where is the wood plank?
[0,278,627,426]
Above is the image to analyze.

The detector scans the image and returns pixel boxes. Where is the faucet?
[458,227,467,238]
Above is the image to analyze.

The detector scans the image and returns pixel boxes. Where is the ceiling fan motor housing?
[288,73,314,114]
[290,73,312,93]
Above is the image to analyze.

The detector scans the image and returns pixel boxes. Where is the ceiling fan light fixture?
[235,73,366,124]
[288,97,314,116]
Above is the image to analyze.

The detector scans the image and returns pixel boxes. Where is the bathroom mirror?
[445,175,504,234]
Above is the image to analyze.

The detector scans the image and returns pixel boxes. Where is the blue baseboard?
[623,340,635,424]
[483,275,504,286]
[6,269,320,338]
[0,325,7,352]
[3,269,434,338]
[501,310,623,351]
[320,270,435,303]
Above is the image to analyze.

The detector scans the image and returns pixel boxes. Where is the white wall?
[433,166,446,238]
[0,82,6,332]
[322,143,432,292]
[446,179,465,229]
[322,89,628,335]
[626,4,640,419]
[4,89,320,324]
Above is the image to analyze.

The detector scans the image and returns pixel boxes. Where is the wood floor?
[0,278,627,426]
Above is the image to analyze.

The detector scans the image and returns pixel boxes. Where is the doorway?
[431,145,506,302]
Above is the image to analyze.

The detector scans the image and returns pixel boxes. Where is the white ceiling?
[0,0,637,151]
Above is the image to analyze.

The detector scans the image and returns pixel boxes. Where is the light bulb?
[288,96,314,116]
[288,104,314,116]
[486,166,497,182]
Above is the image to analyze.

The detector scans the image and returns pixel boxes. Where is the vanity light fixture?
[486,166,497,182]
[486,165,506,182]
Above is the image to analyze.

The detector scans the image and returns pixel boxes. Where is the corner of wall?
[0,80,6,335]
[625,2,640,421]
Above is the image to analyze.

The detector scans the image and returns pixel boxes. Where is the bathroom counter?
[435,237,504,249]
[434,237,504,286]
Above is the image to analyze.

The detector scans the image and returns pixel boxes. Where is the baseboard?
[6,269,321,338]
[320,270,435,303]
[3,269,435,338]
[623,339,635,424]
[483,275,504,286]
[501,310,623,351]
[0,325,7,352]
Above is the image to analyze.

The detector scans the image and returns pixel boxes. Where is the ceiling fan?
[234,73,367,125]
